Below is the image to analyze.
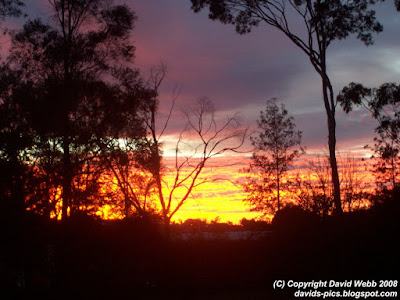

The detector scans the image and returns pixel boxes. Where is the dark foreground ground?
[1,201,398,299]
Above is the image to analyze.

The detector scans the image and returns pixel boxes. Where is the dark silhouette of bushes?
[272,204,320,233]
[240,218,271,231]
[1,200,398,299]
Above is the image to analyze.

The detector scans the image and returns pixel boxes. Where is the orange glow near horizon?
[43,153,375,224]
[95,155,262,224]
[160,156,259,223]
[162,153,375,223]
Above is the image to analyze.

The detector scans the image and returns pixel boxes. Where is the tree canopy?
[2,0,152,220]
[338,82,400,189]
[190,0,383,214]
[0,0,24,25]
[243,98,302,217]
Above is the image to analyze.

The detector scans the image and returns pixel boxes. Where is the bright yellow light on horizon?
[90,155,261,224]
[44,153,375,224]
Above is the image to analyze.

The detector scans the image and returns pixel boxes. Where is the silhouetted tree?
[190,0,383,214]
[394,0,400,10]
[23,135,63,219]
[293,155,334,218]
[293,154,370,217]
[338,82,400,190]
[242,98,302,218]
[0,64,31,217]
[97,134,157,219]
[146,94,248,224]
[7,0,149,220]
[0,0,23,28]
[92,64,171,220]
[340,154,370,211]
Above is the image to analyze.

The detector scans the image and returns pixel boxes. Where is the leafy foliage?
[243,98,302,217]
[0,0,24,26]
[190,0,383,215]
[0,63,31,216]
[338,83,400,189]
[2,0,151,219]
[190,0,383,46]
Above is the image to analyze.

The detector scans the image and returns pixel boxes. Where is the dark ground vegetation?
[1,191,398,299]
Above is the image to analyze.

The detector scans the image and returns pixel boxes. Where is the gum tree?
[190,0,383,214]
[338,82,400,190]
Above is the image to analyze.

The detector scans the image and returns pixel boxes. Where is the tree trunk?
[61,135,72,221]
[391,145,396,189]
[150,102,167,222]
[124,195,130,219]
[322,76,342,215]
[12,154,25,218]
[277,170,280,212]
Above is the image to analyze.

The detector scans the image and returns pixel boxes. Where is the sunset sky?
[130,0,399,153]
[3,1,399,223]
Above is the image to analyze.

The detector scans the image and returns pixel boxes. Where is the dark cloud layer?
[130,1,398,152]
[2,0,399,153]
